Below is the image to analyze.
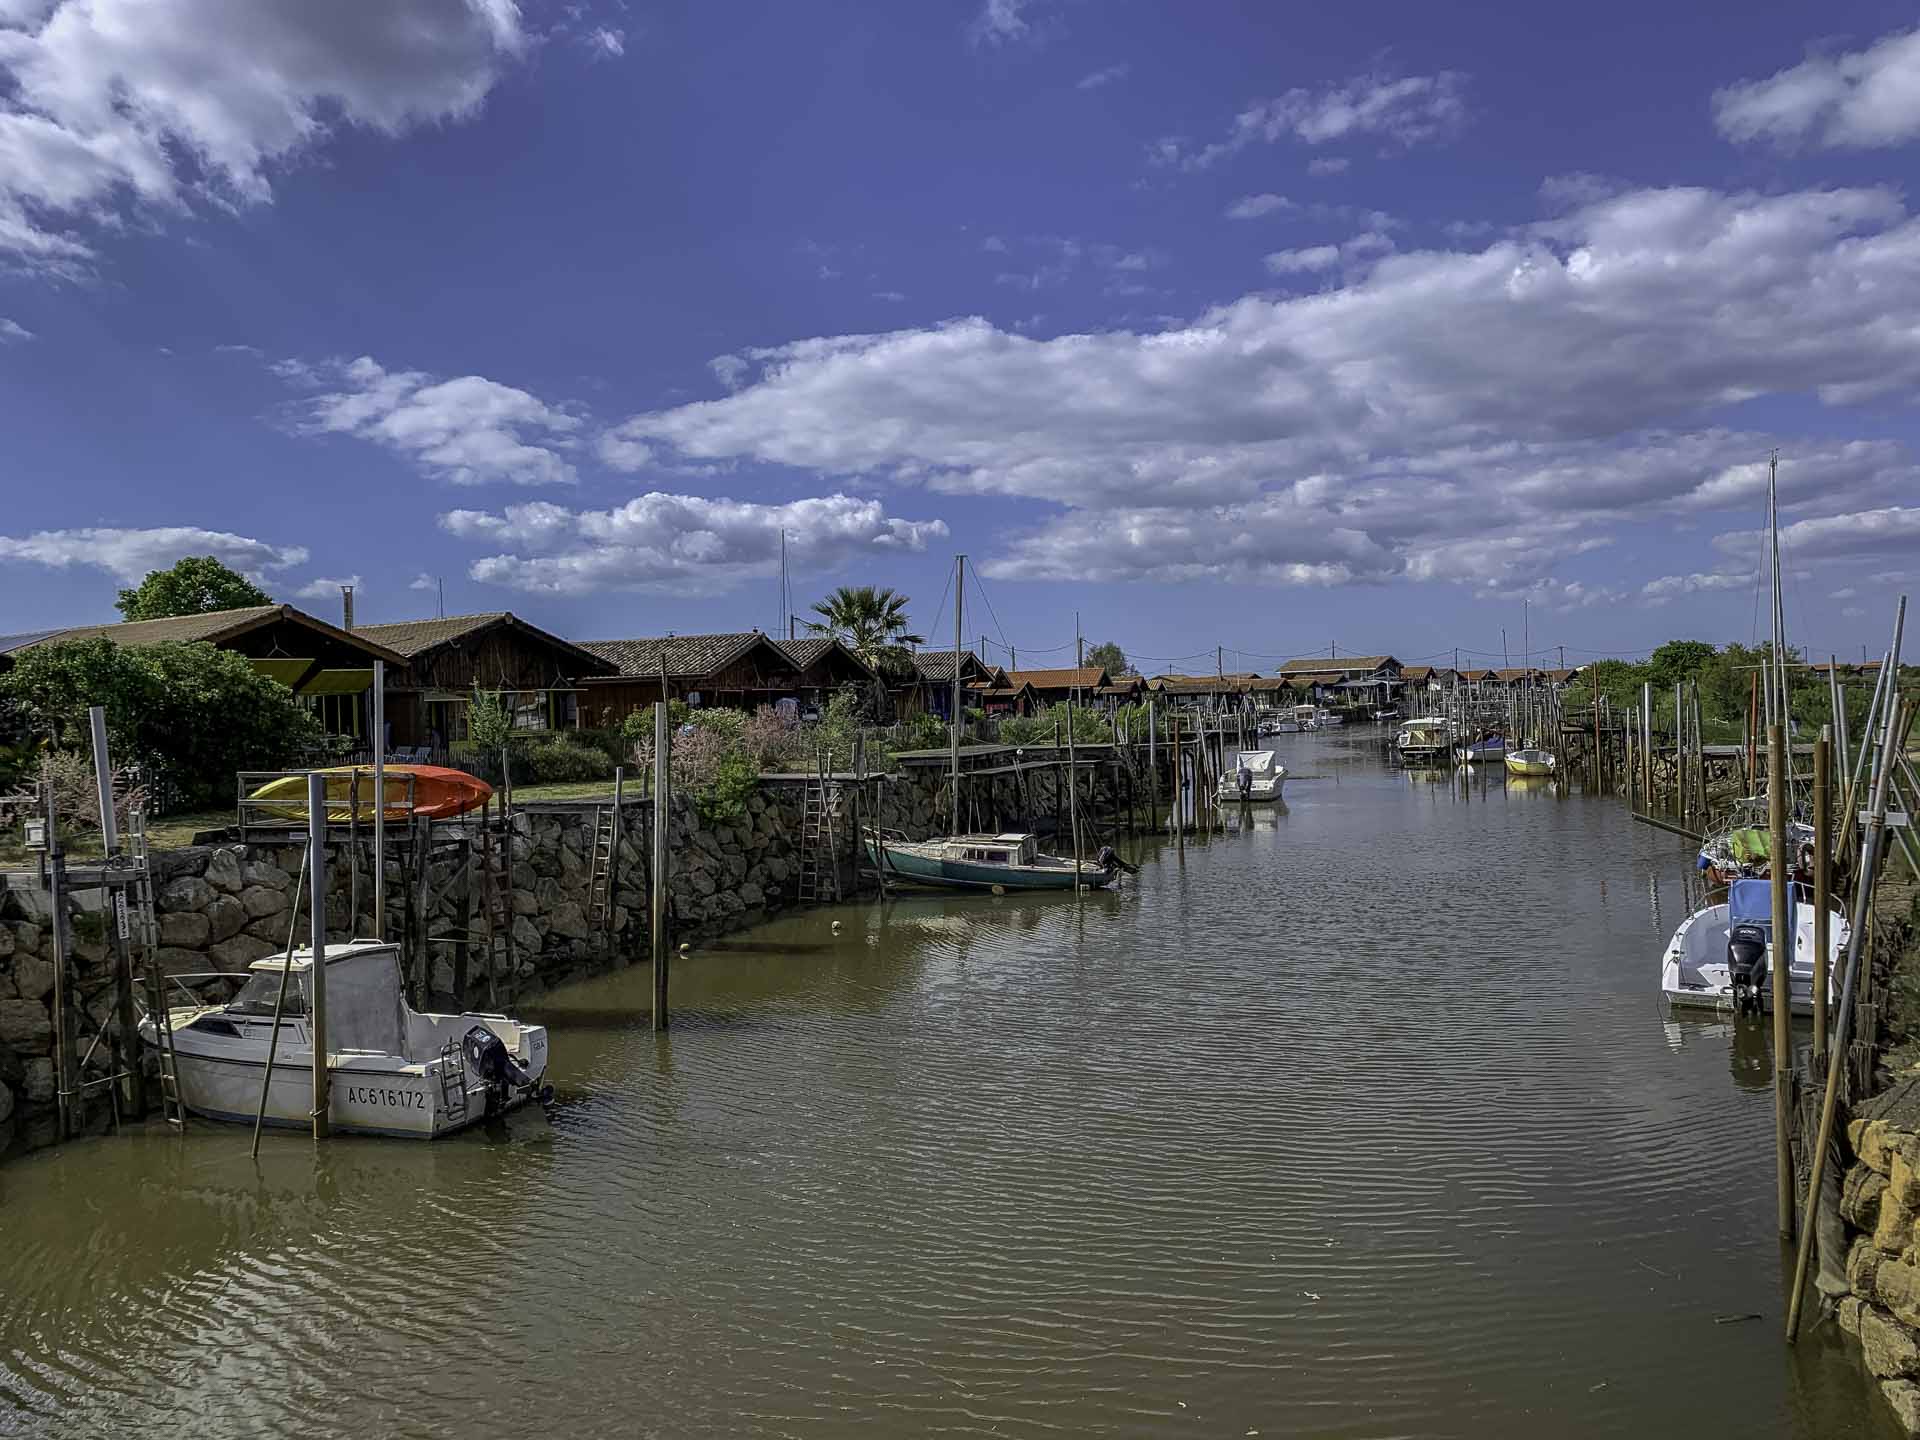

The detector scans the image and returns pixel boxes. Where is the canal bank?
[0,731,1900,1438]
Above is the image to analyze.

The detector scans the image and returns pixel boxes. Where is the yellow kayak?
[247,765,493,822]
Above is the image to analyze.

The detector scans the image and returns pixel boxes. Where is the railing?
[234,768,420,841]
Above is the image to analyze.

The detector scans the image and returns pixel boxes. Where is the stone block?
[239,885,290,920]
[12,922,43,957]
[10,954,55,1002]
[204,848,244,894]
[245,916,294,943]
[511,889,539,916]
[0,1000,52,1052]
[160,876,216,913]
[511,916,541,955]
[1885,1379,1920,1437]
[211,934,277,972]
[1863,1305,1920,1379]
[1855,1239,1886,1302]
[206,895,247,944]
[22,1057,54,1104]
[242,861,291,891]
[738,881,764,908]
[0,925,11,961]
[0,1079,11,1125]
[1881,1258,1920,1332]
[158,911,210,948]
[154,946,208,979]
[1880,1183,1918,1256]
[1842,1296,1865,1335]
[149,847,209,882]
[549,902,589,940]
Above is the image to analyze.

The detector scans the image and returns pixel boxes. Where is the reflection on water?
[0,729,1896,1438]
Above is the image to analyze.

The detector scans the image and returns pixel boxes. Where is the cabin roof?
[912,647,991,683]
[1,603,407,665]
[356,612,612,673]
[775,636,880,681]
[1010,666,1110,690]
[1276,654,1398,674]
[577,630,780,678]
[246,940,399,973]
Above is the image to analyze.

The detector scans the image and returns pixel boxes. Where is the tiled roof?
[1009,666,1109,690]
[1402,665,1435,681]
[777,636,879,679]
[1,604,405,663]
[358,612,614,673]
[912,648,993,683]
[0,628,71,655]
[1275,654,1397,674]
[578,631,770,678]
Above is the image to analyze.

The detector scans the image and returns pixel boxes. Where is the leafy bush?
[524,737,611,784]
[1001,701,1113,748]
[0,638,322,810]
[467,688,514,757]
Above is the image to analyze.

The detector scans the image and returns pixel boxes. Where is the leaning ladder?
[479,808,516,1007]
[796,753,842,905]
[585,804,616,931]
[128,812,185,1130]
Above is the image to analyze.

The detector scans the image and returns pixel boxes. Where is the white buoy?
[831,919,843,934]
[678,942,690,956]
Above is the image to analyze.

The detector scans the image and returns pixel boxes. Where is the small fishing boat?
[1659,878,1848,1017]
[1458,729,1508,765]
[1293,704,1320,731]
[139,941,549,1138]
[865,830,1119,891]
[1504,748,1557,777]
[1314,707,1345,728]
[1268,716,1301,734]
[1695,797,1816,886]
[248,765,492,822]
[1396,716,1454,763]
[1216,749,1288,803]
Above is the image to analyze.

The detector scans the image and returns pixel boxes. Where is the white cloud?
[0,316,32,341]
[1716,505,1920,562]
[582,26,624,60]
[1715,26,1920,149]
[1076,63,1129,91]
[294,574,363,601]
[284,355,582,486]
[708,353,750,391]
[0,525,308,582]
[1640,570,1751,602]
[969,0,1032,46]
[408,572,437,591]
[1226,192,1295,220]
[1307,157,1350,177]
[0,0,524,272]
[873,289,907,302]
[1263,244,1340,273]
[1156,70,1468,170]
[441,492,949,595]
[1831,586,1857,599]
[598,183,1920,589]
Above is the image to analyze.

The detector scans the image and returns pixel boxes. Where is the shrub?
[467,689,514,757]
[524,737,611,784]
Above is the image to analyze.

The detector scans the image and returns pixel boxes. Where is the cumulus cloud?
[0,0,524,273]
[1715,505,1920,562]
[408,572,437,591]
[1076,63,1129,91]
[582,26,624,60]
[294,573,363,601]
[283,355,582,486]
[0,316,32,341]
[598,183,1920,588]
[1715,25,1920,149]
[441,492,949,595]
[1640,570,1752,602]
[0,525,307,582]
[1155,69,1469,170]
[970,0,1033,46]
[1227,192,1296,220]
[1263,245,1340,274]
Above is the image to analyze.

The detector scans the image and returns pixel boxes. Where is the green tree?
[807,585,924,673]
[0,638,321,809]
[115,555,272,621]
[1085,641,1127,676]
[1646,639,1716,692]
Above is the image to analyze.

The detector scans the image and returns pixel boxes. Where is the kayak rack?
[235,768,422,845]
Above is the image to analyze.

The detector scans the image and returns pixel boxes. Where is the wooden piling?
[307,771,330,1140]
[1768,724,1790,1237]
[1813,727,1831,1062]
[1066,696,1083,896]
[652,701,670,1031]
[1171,714,1184,854]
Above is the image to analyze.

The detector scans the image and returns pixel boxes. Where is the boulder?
[0,1079,11,1125]
[1855,1239,1887,1303]
[1879,1180,1918,1256]
[1880,1258,1920,1333]
[160,876,216,913]
[10,953,55,1002]
[211,934,278,972]
[1842,1296,1865,1335]
[204,848,244,894]
[206,895,248,944]
[154,946,209,979]
[1884,1379,1920,1438]
[738,882,764,908]
[1863,1305,1920,1379]
[158,911,211,948]
[548,903,590,941]
[430,957,455,996]
[0,999,52,1052]
[239,885,290,920]
[512,916,541,955]
[245,916,295,943]
[12,922,43,957]
[22,1057,54,1104]
[242,861,292,891]
[149,847,209,883]
[0,925,11,961]
[511,889,539,916]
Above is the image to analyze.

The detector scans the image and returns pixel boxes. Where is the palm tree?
[808,585,924,672]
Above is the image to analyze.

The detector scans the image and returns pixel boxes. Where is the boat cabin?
[947,833,1040,865]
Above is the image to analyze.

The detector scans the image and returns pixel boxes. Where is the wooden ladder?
[585,804,617,932]
[795,753,841,905]
[479,811,515,1007]
[129,812,185,1130]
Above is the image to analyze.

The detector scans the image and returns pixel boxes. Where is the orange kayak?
[248,765,493,822]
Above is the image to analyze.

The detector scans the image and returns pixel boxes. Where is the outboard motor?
[1727,923,1769,1015]
[463,1024,533,1116]
[1094,845,1139,876]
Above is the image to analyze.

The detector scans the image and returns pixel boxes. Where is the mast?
[952,554,964,835]
[779,529,788,640]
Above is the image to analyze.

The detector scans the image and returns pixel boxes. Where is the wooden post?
[652,701,670,1031]
[1768,724,1790,1237]
[1813,727,1831,1062]
[1147,699,1158,832]
[1691,684,1707,826]
[1171,714,1184,853]
[611,764,625,922]
[88,706,142,1115]
[43,780,74,1139]
[372,659,386,941]
[307,771,330,1140]
[1672,683,1684,819]
[1066,692,1083,895]
[1641,683,1652,807]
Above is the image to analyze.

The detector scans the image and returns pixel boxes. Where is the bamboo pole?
[1747,669,1759,789]
[1813,728,1831,1062]
[652,701,670,1031]
[307,772,330,1140]
[1171,714,1184,853]
[1675,683,1685,819]
[1769,723,1791,1237]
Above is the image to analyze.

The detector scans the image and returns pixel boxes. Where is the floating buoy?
[831,919,843,934]
[991,884,1006,896]
[678,942,690,955]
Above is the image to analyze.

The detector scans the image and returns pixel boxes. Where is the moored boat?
[1504,748,1557,777]
[1458,729,1508,765]
[140,941,549,1138]
[1313,707,1344,728]
[1659,878,1848,1017]
[1216,749,1288,803]
[864,830,1118,891]
[1396,716,1454,763]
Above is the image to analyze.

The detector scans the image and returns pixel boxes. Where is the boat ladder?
[436,1039,469,1124]
[585,804,617,933]
[796,753,842,906]
[129,811,186,1131]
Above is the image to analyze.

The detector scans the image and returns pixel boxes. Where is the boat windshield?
[226,967,306,1017]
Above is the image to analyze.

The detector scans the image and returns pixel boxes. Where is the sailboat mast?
[952,554,964,833]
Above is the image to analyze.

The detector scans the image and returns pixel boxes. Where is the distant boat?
[1314,707,1344,728]
[1371,707,1399,722]
[1293,704,1320,731]
[1504,748,1557,777]
[1659,877,1847,1016]
[248,765,492,822]
[1459,729,1508,765]
[1396,716,1454,763]
[1216,749,1288,804]
[865,830,1118,891]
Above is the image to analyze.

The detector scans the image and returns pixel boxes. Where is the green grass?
[0,809,230,865]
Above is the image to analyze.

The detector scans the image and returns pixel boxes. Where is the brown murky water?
[0,731,1897,1437]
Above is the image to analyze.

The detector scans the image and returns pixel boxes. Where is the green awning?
[251,658,315,688]
[298,667,375,697]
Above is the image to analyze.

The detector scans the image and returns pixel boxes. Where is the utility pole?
[1076,611,1083,668]
[1559,644,1565,672]
[1217,645,1223,680]
[1502,627,1509,670]
[779,529,787,640]
[437,577,445,619]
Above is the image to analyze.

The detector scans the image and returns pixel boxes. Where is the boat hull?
[1504,755,1556,777]
[866,841,1110,891]
[1657,900,1847,1018]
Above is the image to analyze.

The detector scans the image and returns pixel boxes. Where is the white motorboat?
[1314,707,1344,728]
[1659,878,1849,1017]
[1217,749,1288,803]
[1396,716,1455,763]
[1292,704,1320,731]
[140,941,550,1138]
[1371,707,1399,722]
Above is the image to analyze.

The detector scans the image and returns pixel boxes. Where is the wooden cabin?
[901,648,999,720]
[351,612,615,751]
[576,631,835,720]
[0,603,406,751]
[1007,666,1110,707]
[776,637,884,713]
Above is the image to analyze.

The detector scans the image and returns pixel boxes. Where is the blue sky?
[2,0,1917,675]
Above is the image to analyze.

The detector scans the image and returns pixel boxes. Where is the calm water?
[0,731,1896,1438]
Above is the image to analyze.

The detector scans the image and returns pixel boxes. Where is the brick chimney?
[341,584,355,631]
